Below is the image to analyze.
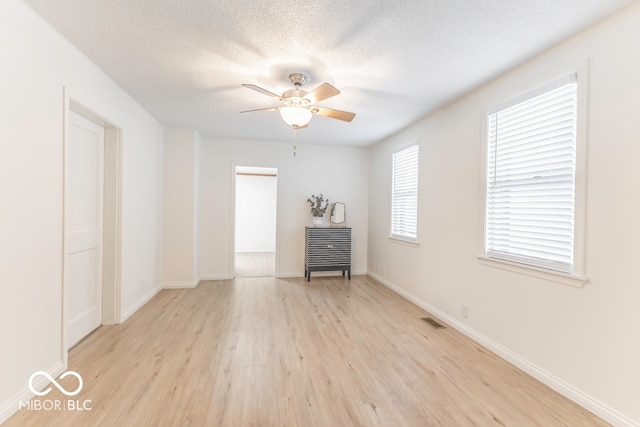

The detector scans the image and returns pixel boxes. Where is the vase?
[312,216,324,227]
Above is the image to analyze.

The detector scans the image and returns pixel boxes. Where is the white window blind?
[486,76,578,273]
[391,143,419,241]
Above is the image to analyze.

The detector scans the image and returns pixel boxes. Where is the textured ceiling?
[24,0,636,147]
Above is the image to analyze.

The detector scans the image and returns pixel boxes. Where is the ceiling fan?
[240,73,356,129]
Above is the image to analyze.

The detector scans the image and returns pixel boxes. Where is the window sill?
[388,235,420,248]
[478,256,587,288]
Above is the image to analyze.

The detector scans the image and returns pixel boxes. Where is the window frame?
[479,65,589,287]
[389,141,420,245]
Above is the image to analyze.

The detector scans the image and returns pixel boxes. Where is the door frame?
[62,89,123,364]
[230,164,279,278]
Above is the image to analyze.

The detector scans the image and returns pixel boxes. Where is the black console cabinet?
[304,227,351,281]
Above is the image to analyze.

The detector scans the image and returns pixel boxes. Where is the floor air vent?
[421,317,445,329]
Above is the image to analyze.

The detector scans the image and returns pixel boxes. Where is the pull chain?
[293,127,297,157]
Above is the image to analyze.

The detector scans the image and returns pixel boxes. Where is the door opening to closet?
[234,166,277,277]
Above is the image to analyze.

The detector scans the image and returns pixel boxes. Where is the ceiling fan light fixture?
[242,73,354,128]
[280,106,312,127]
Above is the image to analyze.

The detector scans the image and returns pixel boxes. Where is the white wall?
[368,3,640,425]
[199,137,369,279]
[235,174,278,252]
[162,127,200,287]
[0,0,163,422]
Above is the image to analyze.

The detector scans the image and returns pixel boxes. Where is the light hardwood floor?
[6,276,608,426]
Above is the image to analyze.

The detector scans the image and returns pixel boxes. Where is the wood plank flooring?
[5,276,608,426]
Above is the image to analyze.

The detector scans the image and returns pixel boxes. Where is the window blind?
[486,76,577,273]
[391,143,419,241]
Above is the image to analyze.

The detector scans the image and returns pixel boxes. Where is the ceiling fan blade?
[312,107,356,122]
[240,107,279,113]
[241,84,282,99]
[303,83,340,104]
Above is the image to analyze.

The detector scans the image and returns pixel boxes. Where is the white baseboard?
[0,361,65,425]
[199,271,367,280]
[367,271,637,427]
[122,285,161,322]
[162,281,198,289]
[277,270,367,279]
[198,274,234,281]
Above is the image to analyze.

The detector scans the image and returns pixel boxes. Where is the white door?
[67,112,104,348]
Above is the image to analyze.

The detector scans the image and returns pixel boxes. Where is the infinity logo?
[28,371,83,397]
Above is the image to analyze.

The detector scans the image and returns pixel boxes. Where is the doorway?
[64,101,121,351]
[234,166,277,277]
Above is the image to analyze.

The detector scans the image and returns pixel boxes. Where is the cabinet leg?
[348,268,351,280]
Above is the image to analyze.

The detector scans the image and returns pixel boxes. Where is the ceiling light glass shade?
[280,107,312,127]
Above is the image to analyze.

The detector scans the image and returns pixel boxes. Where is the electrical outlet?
[461,304,468,318]
[381,265,386,275]
[140,281,145,291]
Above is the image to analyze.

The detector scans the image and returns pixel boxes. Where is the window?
[391,143,419,242]
[485,74,579,274]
